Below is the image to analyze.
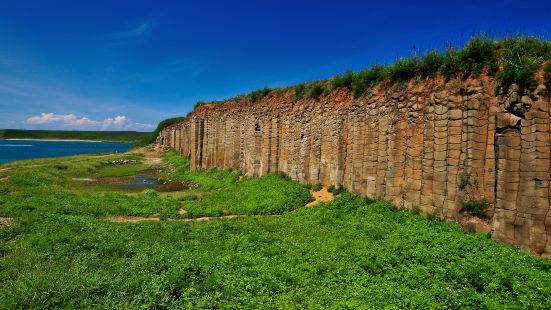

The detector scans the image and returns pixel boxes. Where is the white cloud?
[26,113,154,131]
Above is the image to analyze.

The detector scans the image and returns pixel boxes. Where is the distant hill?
[0,129,151,142]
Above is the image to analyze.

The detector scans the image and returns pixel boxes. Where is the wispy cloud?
[26,113,154,130]
[103,19,155,46]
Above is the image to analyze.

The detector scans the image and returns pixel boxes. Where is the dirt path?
[306,187,334,207]
[134,144,167,166]
[110,214,250,223]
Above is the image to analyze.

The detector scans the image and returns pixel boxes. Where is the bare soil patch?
[0,217,13,227]
[109,214,247,223]
[110,215,161,223]
[306,187,334,207]
[133,144,167,167]
[460,214,491,234]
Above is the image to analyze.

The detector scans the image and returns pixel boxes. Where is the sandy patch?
[0,217,13,227]
[460,214,491,234]
[306,187,334,207]
[110,215,161,223]
[109,214,247,223]
[72,178,96,182]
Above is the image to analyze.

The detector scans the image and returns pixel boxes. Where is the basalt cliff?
[157,76,551,257]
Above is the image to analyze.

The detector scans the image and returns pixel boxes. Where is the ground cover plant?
[1,149,551,308]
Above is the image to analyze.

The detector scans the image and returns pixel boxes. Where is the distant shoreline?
[2,138,132,143]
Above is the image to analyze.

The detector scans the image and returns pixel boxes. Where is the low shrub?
[328,184,346,195]
[457,36,498,75]
[419,50,444,77]
[459,198,489,217]
[310,183,322,191]
[388,57,419,83]
[459,172,470,189]
[351,65,388,98]
[249,87,272,102]
[293,84,306,100]
[497,37,551,88]
[332,70,353,90]
[308,82,325,100]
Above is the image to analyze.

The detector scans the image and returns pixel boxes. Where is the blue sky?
[0,0,550,131]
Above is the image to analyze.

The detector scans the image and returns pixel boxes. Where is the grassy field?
[0,129,151,142]
[1,149,550,308]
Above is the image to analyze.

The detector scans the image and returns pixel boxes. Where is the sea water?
[0,140,132,164]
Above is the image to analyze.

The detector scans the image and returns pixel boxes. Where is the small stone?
[521,95,533,106]
[508,92,520,104]
[534,84,547,96]
[508,83,520,94]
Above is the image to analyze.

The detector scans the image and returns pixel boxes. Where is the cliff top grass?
[193,36,551,110]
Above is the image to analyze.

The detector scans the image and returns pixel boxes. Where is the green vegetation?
[190,36,551,110]
[307,82,325,100]
[1,150,551,308]
[0,129,149,142]
[305,182,322,191]
[459,198,490,218]
[459,172,470,189]
[249,87,272,102]
[163,149,311,217]
[497,37,551,88]
[132,117,186,148]
[328,183,347,195]
[543,62,551,90]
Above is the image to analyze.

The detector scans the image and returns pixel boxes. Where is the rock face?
[158,77,551,257]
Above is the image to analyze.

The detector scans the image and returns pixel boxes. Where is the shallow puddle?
[119,176,189,192]
[74,171,193,192]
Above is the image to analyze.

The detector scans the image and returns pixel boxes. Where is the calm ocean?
[0,140,132,164]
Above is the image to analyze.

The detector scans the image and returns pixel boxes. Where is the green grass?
[163,150,312,217]
[183,173,312,217]
[0,129,150,142]
[249,87,272,102]
[459,198,490,218]
[164,149,239,191]
[1,151,551,308]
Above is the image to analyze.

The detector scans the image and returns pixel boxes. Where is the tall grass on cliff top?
[1,151,551,307]
[193,36,551,109]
